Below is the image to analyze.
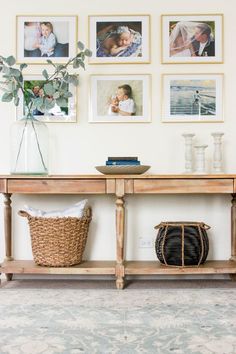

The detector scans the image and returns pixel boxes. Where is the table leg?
[115,194,125,290]
[3,193,13,281]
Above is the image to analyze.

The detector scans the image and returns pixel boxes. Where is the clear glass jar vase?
[10,115,49,175]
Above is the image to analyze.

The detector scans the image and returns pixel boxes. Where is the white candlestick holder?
[211,132,224,173]
[194,144,208,174]
[182,133,195,173]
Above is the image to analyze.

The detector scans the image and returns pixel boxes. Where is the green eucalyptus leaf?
[45,97,55,109]
[6,56,16,66]
[43,83,55,95]
[79,61,85,70]
[42,69,49,79]
[56,97,68,107]
[20,63,27,71]
[63,91,73,98]
[14,96,20,106]
[84,49,92,57]
[55,64,64,71]
[18,73,23,83]
[53,92,60,99]
[46,59,55,66]
[2,92,13,102]
[60,81,68,90]
[53,80,60,89]
[2,66,10,75]
[68,75,79,86]
[73,59,80,69]
[9,68,21,77]
[32,97,44,109]
[77,41,85,50]
[26,89,35,97]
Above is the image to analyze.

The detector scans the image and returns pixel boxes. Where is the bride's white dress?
[171,48,191,57]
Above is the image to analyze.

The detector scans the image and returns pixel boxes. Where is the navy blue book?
[106,160,140,165]
[107,156,138,161]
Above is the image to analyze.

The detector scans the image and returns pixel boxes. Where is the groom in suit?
[191,23,215,57]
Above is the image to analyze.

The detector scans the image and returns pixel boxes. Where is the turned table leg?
[3,193,13,281]
[230,194,236,280]
[115,180,125,289]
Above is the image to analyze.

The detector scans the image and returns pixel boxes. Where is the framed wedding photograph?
[162,74,223,123]
[16,15,78,64]
[89,74,151,123]
[161,14,223,64]
[88,15,150,64]
[16,75,77,123]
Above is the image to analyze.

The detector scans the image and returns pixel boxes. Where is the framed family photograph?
[89,74,151,123]
[16,75,77,123]
[162,74,224,123]
[88,15,150,64]
[161,14,223,64]
[16,15,78,64]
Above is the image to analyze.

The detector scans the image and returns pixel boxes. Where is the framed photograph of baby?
[89,74,151,123]
[16,75,77,123]
[88,15,150,64]
[162,74,224,123]
[161,14,223,64]
[16,15,78,64]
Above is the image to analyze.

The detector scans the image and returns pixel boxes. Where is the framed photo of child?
[16,15,78,64]
[162,73,224,122]
[89,74,151,123]
[16,74,77,123]
[161,14,223,64]
[88,15,150,64]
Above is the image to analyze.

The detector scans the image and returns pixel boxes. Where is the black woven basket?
[154,221,210,267]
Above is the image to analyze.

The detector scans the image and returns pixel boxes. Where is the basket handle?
[201,223,211,230]
[18,210,31,218]
[84,206,92,220]
[154,222,165,229]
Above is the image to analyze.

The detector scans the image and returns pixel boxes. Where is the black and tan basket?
[18,207,92,267]
[154,221,210,267]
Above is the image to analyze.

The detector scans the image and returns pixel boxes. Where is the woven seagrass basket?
[154,221,210,267]
[18,207,92,267]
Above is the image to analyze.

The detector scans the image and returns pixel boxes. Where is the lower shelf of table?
[1,260,236,276]
[0,260,116,275]
[125,260,236,275]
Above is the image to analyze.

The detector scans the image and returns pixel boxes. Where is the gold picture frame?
[161,14,223,64]
[16,74,78,123]
[162,73,224,123]
[89,74,151,123]
[88,15,150,64]
[16,15,78,64]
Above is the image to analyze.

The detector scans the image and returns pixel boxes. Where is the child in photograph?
[102,26,135,56]
[108,84,136,116]
[24,22,41,57]
[97,25,142,57]
[35,22,57,57]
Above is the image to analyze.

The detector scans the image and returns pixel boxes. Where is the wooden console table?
[1,174,236,289]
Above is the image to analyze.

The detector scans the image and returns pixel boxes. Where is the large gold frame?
[16,15,78,65]
[88,14,151,65]
[89,73,152,123]
[161,73,224,123]
[161,13,224,64]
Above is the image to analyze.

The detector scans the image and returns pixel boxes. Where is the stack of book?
[106,157,140,166]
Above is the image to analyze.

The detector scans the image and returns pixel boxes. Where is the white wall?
[0,0,235,265]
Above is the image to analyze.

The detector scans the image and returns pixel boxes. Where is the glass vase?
[10,115,49,175]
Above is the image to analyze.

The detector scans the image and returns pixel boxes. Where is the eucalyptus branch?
[0,42,92,115]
